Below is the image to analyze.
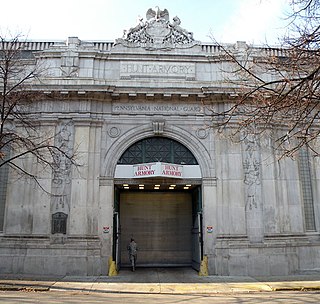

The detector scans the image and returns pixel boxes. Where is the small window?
[52,212,68,234]
[0,146,10,232]
[298,148,316,231]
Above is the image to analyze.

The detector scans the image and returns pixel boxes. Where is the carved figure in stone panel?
[242,130,262,211]
[51,121,74,214]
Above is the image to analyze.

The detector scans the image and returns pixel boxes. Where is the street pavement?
[0,267,320,294]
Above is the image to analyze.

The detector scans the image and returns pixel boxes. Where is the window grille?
[298,148,316,231]
[118,137,198,165]
[52,212,68,234]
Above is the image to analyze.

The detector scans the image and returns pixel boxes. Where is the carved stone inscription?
[120,62,195,80]
[112,103,203,115]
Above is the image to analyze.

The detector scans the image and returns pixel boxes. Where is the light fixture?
[155,184,160,187]
[170,185,176,187]
[169,187,175,189]
[139,186,144,190]
[124,186,130,189]
[123,184,129,187]
[154,186,160,190]
[184,186,189,190]
[139,184,144,187]
[186,184,191,187]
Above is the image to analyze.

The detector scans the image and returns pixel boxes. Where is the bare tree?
[210,0,320,158]
[0,34,77,191]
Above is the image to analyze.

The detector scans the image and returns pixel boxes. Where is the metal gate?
[119,191,193,267]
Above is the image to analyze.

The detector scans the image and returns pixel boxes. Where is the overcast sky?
[2,0,290,45]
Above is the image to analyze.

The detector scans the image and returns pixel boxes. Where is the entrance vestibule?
[114,184,202,270]
[112,136,203,270]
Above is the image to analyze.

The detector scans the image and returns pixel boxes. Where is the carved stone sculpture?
[51,121,74,216]
[115,7,200,50]
[241,129,264,243]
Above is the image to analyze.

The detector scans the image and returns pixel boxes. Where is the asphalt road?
[1,290,320,303]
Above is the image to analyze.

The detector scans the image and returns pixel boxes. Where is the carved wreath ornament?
[115,7,200,50]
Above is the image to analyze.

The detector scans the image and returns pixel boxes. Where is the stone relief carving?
[58,37,91,77]
[242,129,264,242]
[51,121,74,214]
[115,7,200,50]
[164,16,194,44]
[108,126,121,138]
[242,132,261,210]
[152,120,165,135]
[196,128,209,139]
[60,50,79,77]
[38,36,97,78]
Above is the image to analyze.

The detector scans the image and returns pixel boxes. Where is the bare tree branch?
[0,33,79,193]
[209,0,320,158]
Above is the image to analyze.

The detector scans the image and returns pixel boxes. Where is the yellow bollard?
[198,255,209,276]
[108,256,118,276]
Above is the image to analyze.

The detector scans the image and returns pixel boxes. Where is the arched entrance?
[113,136,203,270]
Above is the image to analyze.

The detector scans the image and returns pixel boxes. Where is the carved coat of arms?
[115,7,200,50]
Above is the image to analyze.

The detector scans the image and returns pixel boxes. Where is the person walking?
[127,238,138,271]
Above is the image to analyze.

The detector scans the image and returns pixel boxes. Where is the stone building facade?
[0,8,319,276]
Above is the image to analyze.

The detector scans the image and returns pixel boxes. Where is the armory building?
[0,8,319,276]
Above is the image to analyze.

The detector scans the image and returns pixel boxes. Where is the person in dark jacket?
[127,238,138,271]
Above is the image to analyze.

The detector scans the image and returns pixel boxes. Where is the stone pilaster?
[202,177,217,274]
[98,177,114,274]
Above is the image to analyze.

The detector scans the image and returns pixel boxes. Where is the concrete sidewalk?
[1,268,320,294]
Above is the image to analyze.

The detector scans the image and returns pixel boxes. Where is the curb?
[271,286,320,291]
[1,280,320,294]
[0,284,49,292]
[2,283,320,293]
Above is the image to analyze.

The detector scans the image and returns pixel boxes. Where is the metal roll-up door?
[120,191,192,267]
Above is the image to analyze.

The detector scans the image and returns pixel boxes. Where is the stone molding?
[202,177,217,187]
[99,177,114,186]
